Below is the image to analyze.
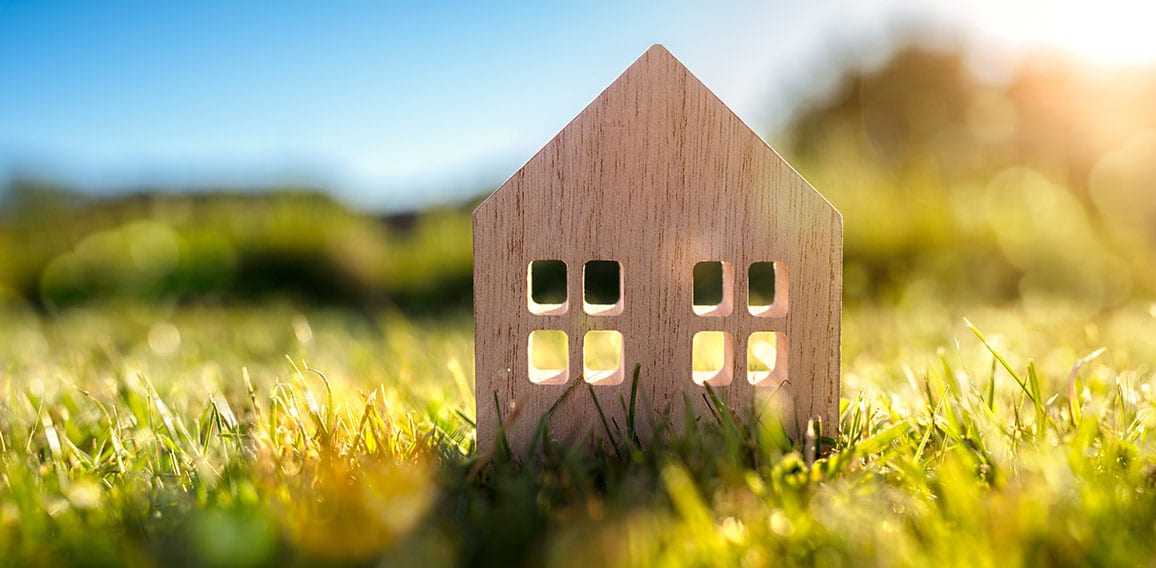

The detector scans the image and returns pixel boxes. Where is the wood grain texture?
[473,44,842,456]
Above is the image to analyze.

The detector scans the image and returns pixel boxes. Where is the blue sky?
[2,1,1151,210]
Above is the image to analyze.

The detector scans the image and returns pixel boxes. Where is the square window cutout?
[747,332,787,386]
[749,262,788,317]
[692,261,733,316]
[528,330,568,384]
[583,260,623,315]
[583,330,624,385]
[528,260,567,315]
[692,331,733,386]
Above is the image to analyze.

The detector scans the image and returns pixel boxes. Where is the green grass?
[3,299,1156,567]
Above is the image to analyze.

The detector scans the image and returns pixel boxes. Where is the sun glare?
[1047,1,1156,64]
[931,0,1156,64]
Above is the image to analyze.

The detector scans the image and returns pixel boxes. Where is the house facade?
[473,45,842,455]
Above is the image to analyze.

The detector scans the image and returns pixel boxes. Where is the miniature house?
[473,45,841,455]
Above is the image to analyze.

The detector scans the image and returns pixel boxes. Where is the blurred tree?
[786,45,1156,197]
[780,43,1156,306]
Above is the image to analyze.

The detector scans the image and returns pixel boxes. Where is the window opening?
[692,331,733,386]
[748,262,788,317]
[583,260,623,315]
[528,260,567,315]
[692,261,733,316]
[583,330,624,385]
[528,330,569,384]
[747,332,786,386]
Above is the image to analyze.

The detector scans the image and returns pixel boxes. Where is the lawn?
[3,296,1155,567]
[4,150,1155,566]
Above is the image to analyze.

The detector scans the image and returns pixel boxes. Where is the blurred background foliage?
[3,40,1156,314]
[788,43,1156,312]
[0,183,474,313]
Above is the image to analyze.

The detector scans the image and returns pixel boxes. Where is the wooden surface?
[473,44,842,456]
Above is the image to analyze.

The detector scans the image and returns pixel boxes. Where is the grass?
[2,298,1156,566]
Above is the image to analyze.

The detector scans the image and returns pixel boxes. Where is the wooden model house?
[473,45,842,455]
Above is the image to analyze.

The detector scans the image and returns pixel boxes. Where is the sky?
[2,1,1155,211]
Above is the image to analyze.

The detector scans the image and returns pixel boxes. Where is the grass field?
[3,296,1156,567]
[4,160,1155,566]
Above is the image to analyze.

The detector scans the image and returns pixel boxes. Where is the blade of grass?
[493,391,512,462]
[1067,348,1104,428]
[588,385,622,459]
[966,319,1039,407]
[627,363,641,447]
[528,379,582,457]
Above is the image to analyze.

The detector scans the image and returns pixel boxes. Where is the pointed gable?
[476,44,834,223]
